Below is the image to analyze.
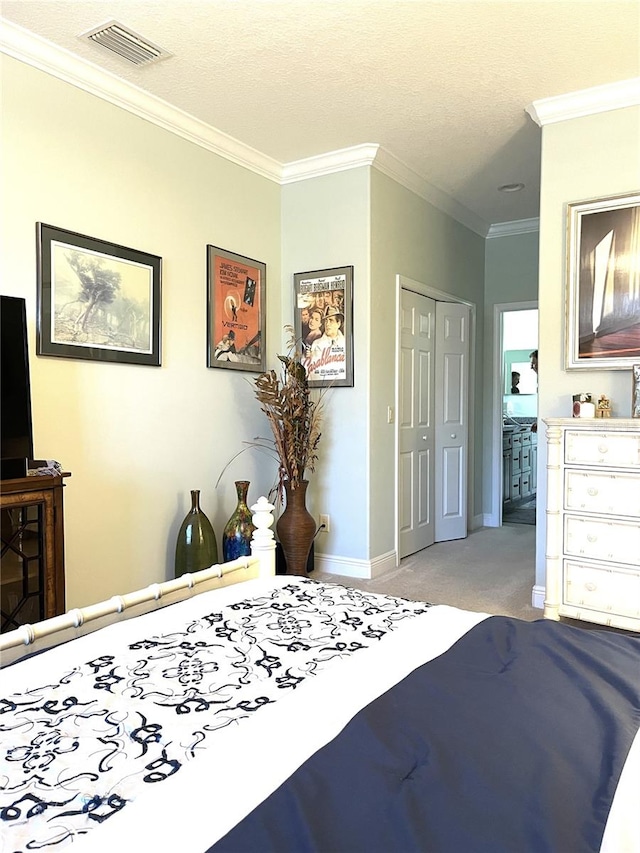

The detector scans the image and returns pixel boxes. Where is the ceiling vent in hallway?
[79,20,172,67]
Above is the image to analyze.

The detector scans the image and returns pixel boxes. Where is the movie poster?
[207,246,265,371]
[294,266,353,387]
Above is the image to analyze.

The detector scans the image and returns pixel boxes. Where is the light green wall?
[536,103,640,587]
[485,232,539,305]
[1,56,282,608]
[3,50,528,595]
[281,170,371,559]
[370,170,486,553]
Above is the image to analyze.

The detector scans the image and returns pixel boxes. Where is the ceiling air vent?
[79,20,172,67]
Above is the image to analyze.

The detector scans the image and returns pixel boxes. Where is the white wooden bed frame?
[0,496,276,667]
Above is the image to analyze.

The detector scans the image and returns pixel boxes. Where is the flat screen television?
[1,295,34,477]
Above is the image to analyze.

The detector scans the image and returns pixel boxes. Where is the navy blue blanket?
[212,617,640,853]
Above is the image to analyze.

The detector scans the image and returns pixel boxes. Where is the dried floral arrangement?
[216,327,324,499]
[253,327,323,494]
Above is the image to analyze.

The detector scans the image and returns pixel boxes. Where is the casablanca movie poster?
[295,266,353,387]
[207,246,265,371]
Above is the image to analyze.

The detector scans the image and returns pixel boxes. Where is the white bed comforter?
[1,576,637,853]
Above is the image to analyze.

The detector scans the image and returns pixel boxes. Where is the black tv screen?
[1,295,34,464]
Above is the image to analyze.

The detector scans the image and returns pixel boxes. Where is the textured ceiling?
[2,1,639,230]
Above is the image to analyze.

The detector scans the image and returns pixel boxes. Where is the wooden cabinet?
[0,473,70,632]
[544,419,640,631]
[502,427,537,505]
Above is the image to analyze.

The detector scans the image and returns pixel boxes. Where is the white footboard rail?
[0,496,275,667]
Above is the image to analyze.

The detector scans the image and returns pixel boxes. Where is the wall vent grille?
[79,20,172,66]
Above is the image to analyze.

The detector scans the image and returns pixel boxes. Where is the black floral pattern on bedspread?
[0,579,430,851]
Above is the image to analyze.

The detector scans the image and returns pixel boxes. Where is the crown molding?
[372,147,489,237]
[486,218,539,239]
[281,143,380,182]
[0,19,282,181]
[1,18,497,238]
[526,77,640,126]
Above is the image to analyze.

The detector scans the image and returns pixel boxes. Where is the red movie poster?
[211,254,263,366]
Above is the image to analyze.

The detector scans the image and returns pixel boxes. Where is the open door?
[399,287,469,558]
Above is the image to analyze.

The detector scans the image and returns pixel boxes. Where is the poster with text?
[207,245,266,371]
[294,266,353,387]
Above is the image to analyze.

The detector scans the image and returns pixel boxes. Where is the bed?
[1,497,639,853]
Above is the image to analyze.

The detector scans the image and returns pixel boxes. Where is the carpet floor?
[315,523,539,621]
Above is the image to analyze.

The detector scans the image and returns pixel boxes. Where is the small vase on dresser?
[543,418,640,631]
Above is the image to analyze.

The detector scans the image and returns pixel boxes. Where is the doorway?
[395,275,473,560]
[491,303,538,527]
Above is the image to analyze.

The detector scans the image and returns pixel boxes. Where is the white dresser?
[544,418,640,631]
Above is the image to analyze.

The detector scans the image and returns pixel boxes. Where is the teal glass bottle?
[175,489,218,577]
[222,480,255,561]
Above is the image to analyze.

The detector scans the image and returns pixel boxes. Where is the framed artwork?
[294,265,354,388]
[565,192,640,370]
[207,245,266,372]
[36,223,162,366]
[633,365,640,418]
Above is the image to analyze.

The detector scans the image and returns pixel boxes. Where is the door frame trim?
[395,274,477,562]
[490,300,538,527]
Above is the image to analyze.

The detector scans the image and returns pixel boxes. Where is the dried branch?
[254,327,324,496]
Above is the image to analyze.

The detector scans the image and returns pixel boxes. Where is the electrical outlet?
[319,513,330,533]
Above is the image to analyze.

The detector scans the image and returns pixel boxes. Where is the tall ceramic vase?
[175,490,218,578]
[276,480,316,576]
[222,480,255,561]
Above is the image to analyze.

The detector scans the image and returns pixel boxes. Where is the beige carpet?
[315,522,540,621]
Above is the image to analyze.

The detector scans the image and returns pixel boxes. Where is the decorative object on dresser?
[572,393,594,418]
[36,224,162,366]
[0,471,70,632]
[595,394,612,418]
[175,489,218,578]
[544,418,640,631]
[254,329,324,575]
[222,480,255,560]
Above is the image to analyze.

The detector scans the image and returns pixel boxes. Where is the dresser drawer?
[565,430,640,468]
[565,470,640,518]
[564,515,640,567]
[564,560,640,619]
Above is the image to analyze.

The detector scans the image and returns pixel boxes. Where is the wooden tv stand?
[0,472,70,633]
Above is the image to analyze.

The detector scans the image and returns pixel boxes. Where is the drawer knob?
[587,487,598,496]
[597,444,608,454]
[585,582,597,592]
[587,534,597,543]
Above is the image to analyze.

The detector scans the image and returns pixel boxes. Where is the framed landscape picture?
[565,192,640,370]
[36,223,162,366]
[294,265,354,387]
[207,245,266,372]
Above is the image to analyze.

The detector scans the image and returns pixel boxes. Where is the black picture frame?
[294,265,354,388]
[36,223,162,366]
[206,245,266,372]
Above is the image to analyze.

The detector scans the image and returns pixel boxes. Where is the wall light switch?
[387,406,395,424]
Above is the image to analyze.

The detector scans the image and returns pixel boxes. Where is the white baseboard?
[314,550,397,580]
[479,513,497,528]
[532,584,545,610]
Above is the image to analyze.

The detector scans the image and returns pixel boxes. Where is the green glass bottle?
[175,489,218,577]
